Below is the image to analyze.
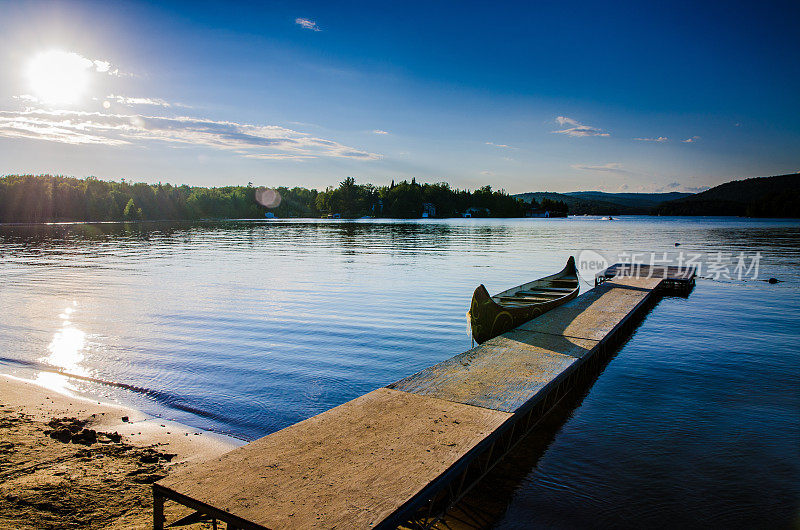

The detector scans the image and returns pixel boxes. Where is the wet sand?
[0,375,242,529]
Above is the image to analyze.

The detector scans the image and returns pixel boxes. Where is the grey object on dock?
[153,263,695,530]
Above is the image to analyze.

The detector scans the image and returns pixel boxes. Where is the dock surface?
[154,265,694,529]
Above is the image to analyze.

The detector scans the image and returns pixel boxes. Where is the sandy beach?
[0,374,242,529]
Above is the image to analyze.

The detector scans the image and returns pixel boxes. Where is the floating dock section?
[154,264,695,529]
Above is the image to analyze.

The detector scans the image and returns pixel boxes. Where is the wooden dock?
[154,264,695,529]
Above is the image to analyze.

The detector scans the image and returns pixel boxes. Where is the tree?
[123,198,142,220]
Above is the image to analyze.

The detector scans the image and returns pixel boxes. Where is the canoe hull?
[468,257,579,344]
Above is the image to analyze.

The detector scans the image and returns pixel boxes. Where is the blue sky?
[1,0,798,193]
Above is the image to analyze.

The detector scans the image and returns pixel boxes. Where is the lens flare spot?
[255,187,282,208]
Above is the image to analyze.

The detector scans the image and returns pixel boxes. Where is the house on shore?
[462,206,490,218]
[421,203,436,218]
[526,209,551,218]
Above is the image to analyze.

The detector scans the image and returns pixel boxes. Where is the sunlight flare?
[26,50,93,105]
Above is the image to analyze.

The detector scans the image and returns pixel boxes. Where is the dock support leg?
[153,489,165,530]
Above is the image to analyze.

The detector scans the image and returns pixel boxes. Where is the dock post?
[153,487,165,530]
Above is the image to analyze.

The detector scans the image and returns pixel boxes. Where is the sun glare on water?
[27,50,92,105]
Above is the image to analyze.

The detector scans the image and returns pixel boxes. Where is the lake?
[1,216,798,527]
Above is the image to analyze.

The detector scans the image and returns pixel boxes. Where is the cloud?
[295,18,320,31]
[654,182,710,193]
[44,51,121,76]
[634,136,668,142]
[106,94,172,107]
[372,129,389,135]
[243,153,315,160]
[485,141,515,149]
[0,108,381,160]
[93,60,112,73]
[552,116,609,137]
[13,95,40,103]
[682,136,701,143]
[570,162,625,172]
[480,170,495,176]
[0,114,128,146]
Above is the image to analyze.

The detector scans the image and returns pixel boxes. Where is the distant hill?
[653,174,800,217]
[513,191,690,215]
[565,191,692,209]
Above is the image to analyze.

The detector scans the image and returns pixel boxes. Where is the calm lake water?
[1,217,798,527]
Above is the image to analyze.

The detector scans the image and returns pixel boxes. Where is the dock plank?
[157,388,511,529]
[389,333,595,413]
[516,277,660,342]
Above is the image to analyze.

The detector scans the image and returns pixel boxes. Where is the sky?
[0,0,798,194]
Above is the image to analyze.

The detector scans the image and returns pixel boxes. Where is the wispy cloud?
[654,182,710,193]
[553,116,609,137]
[106,94,173,107]
[372,129,389,135]
[34,51,124,77]
[571,162,625,172]
[0,108,380,160]
[295,18,321,31]
[682,136,701,143]
[13,95,40,103]
[634,136,668,142]
[485,141,515,149]
[93,60,114,74]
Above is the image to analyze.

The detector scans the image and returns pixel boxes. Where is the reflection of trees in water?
[0,221,510,250]
[1,221,180,244]
[328,222,455,255]
[329,221,513,257]
[467,224,512,251]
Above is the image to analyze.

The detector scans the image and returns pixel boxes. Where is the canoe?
[468,257,579,344]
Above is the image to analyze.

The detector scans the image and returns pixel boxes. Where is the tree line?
[0,174,566,223]
[315,177,560,218]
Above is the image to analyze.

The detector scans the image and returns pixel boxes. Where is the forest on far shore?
[0,174,568,223]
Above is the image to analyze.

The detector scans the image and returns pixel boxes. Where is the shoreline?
[1,374,242,529]
[1,374,244,463]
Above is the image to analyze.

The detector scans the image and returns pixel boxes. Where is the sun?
[26,50,92,105]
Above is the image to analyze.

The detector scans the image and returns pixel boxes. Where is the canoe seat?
[497,297,565,307]
[497,295,560,303]
[515,290,568,296]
